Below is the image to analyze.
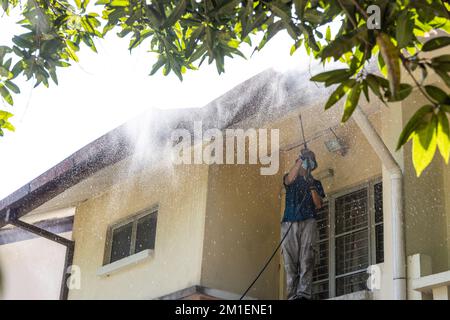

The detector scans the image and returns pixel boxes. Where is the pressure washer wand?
[298,114,313,182]
[299,114,307,150]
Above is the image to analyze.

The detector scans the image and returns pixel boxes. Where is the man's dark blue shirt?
[282,174,325,222]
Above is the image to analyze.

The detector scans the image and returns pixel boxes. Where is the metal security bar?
[312,178,384,299]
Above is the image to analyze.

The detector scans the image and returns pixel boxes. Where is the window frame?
[103,205,159,266]
[313,177,383,299]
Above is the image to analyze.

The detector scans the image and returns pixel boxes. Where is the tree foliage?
[0,0,449,175]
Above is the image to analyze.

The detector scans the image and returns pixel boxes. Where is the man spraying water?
[239,116,325,301]
[281,145,325,300]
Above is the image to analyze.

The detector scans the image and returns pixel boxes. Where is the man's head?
[299,148,317,173]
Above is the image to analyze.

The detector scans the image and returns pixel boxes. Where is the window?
[104,207,158,265]
[312,180,383,299]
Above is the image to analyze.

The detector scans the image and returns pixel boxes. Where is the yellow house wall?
[444,162,450,268]
[401,90,449,274]
[69,162,209,299]
[200,163,283,299]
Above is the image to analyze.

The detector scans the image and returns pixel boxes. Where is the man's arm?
[284,159,302,185]
[310,188,323,209]
[309,181,325,209]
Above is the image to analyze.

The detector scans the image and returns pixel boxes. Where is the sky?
[0,10,313,199]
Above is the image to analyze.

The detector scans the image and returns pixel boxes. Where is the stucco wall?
[401,90,449,274]
[69,161,209,299]
[200,163,282,299]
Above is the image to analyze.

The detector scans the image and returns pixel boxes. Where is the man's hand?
[284,158,303,186]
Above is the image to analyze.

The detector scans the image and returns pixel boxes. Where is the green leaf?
[49,69,58,85]
[362,80,369,102]
[294,0,306,19]
[82,35,97,53]
[162,0,187,28]
[396,11,414,49]
[4,80,20,94]
[0,110,13,120]
[389,83,413,102]
[377,33,401,97]
[412,115,438,177]
[65,42,79,62]
[12,35,33,49]
[303,8,323,24]
[342,82,362,123]
[258,20,284,51]
[3,58,12,70]
[422,36,450,52]
[366,74,384,102]
[397,105,434,150]
[310,68,350,82]
[378,53,387,78]
[435,69,450,87]
[431,54,450,64]
[149,55,166,75]
[437,110,450,163]
[325,26,331,42]
[3,121,15,132]
[0,46,11,61]
[269,2,291,22]
[0,83,13,105]
[110,0,129,7]
[324,79,356,110]
[320,27,368,61]
[1,0,9,12]
[424,85,449,104]
[0,66,13,79]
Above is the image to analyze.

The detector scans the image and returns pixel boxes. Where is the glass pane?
[336,272,368,296]
[314,241,329,282]
[312,280,329,300]
[110,223,133,263]
[374,183,383,223]
[135,213,157,253]
[335,188,368,234]
[316,205,329,241]
[375,224,384,263]
[336,229,369,275]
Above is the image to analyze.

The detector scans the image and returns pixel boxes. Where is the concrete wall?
[200,163,282,299]
[400,90,449,274]
[0,231,71,300]
[69,161,209,299]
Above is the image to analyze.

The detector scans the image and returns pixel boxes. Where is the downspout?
[353,107,406,300]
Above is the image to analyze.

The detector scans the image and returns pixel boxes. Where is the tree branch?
[337,0,358,29]
[349,0,369,20]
